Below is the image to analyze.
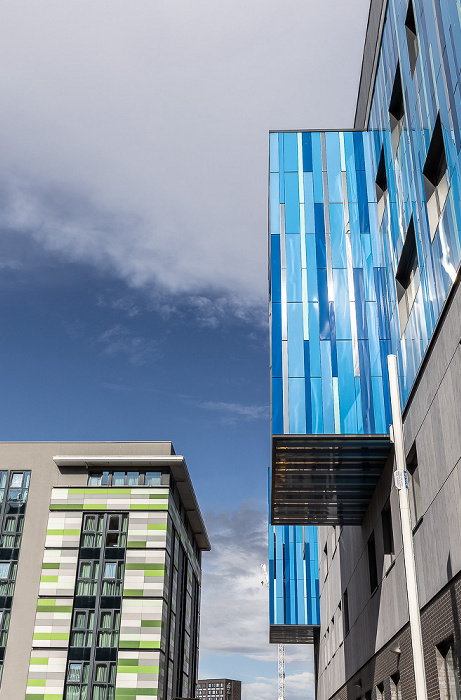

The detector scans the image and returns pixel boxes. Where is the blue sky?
[0,1,371,697]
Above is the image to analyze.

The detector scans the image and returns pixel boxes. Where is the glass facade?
[269,0,461,636]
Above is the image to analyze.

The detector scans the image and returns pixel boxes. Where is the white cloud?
[198,400,269,422]
[98,324,159,365]
[0,0,370,315]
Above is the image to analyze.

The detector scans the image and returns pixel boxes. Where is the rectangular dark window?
[407,445,422,526]
[405,0,419,75]
[382,500,395,570]
[396,216,419,334]
[423,114,449,242]
[343,588,350,635]
[436,639,461,700]
[376,147,388,227]
[88,470,164,487]
[389,63,405,157]
[367,533,378,594]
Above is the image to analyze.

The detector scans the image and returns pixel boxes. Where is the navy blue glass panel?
[317,268,330,340]
[302,132,313,172]
[356,169,370,233]
[271,303,282,378]
[358,339,375,434]
[314,203,327,268]
[270,235,281,302]
[354,268,368,339]
[304,341,312,434]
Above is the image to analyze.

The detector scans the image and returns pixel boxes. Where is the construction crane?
[261,563,286,700]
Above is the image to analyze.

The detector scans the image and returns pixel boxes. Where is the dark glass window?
[407,446,422,526]
[396,217,419,334]
[405,0,419,75]
[76,561,100,596]
[382,500,395,569]
[97,609,120,648]
[376,147,388,227]
[65,662,90,700]
[93,662,117,699]
[70,609,95,648]
[367,533,378,594]
[423,114,449,242]
[437,639,461,699]
[0,611,10,646]
[88,470,163,487]
[343,588,350,636]
[389,63,405,157]
[105,514,128,548]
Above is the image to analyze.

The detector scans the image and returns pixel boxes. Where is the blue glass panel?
[308,303,321,377]
[306,235,319,301]
[304,342,312,433]
[304,174,315,233]
[270,173,280,236]
[318,268,330,340]
[372,376,387,434]
[270,235,281,302]
[283,132,298,172]
[358,339,375,434]
[278,133,285,203]
[325,131,343,202]
[311,378,324,433]
[314,203,327,268]
[272,378,283,434]
[320,342,335,433]
[330,203,347,268]
[302,132,313,172]
[285,173,300,234]
[276,596,284,624]
[329,303,338,377]
[344,132,358,202]
[286,235,302,302]
[353,131,365,171]
[287,303,304,377]
[289,378,306,433]
[271,303,282,378]
[356,169,370,233]
[333,268,352,340]
[366,302,382,377]
[354,268,368,339]
[269,132,279,173]
[355,377,363,434]
[337,340,357,434]
[312,133,323,202]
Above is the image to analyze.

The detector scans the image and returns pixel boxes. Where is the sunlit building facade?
[0,442,209,700]
[269,0,461,696]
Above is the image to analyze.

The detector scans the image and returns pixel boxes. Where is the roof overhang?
[271,434,392,526]
[270,624,319,645]
[53,454,211,551]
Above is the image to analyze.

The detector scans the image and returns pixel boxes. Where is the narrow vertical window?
[389,63,405,157]
[376,682,385,699]
[376,147,388,227]
[396,216,419,334]
[423,114,449,242]
[382,500,395,569]
[323,542,328,581]
[405,0,419,75]
[407,445,422,525]
[391,672,402,700]
[343,588,350,636]
[367,533,378,594]
[437,639,461,699]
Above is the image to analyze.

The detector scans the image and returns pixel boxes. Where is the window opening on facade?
[375,682,385,699]
[436,638,461,700]
[343,588,350,635]
[407,444,422,526]
[405,0,419,75]
[65,511,127,700]
[367,533,378,594]
[88,470,163,487]
[391,672,402,700]
[376,147,388,227]
[382,499,395,570]
[389,63,405,157]
[323,542,328,581]
[423,113,449,242]
[396,216,420,334]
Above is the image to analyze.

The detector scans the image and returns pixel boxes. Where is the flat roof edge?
[354,0,388,129]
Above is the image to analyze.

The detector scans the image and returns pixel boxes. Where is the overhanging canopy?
[271,434,392,526]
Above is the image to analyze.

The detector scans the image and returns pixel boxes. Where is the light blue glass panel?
[287,303,304,377]
[366,302,382,377]
[270,132,279,173]
[311,378,323,433]
[283,133,298,172]
[308,303,321,377]
[285,173,300,233]
[304,173,315,233]
[372,377,387,433]
[320,342,335,433]
[285,235,302,302]
[276,596,284,624]
[312,133,323,202]
[330,203,347,268]
[272,378,283,434]
[306,235,319,302]
[344,132,358,202]
[355,377,364,434]
[333,268,352,340]
[270,173,280,235]
[337,341,357,434]
[363,132,377,202]
[325,131,343,202]
[289,378,306,434]
[361,234,376,301]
